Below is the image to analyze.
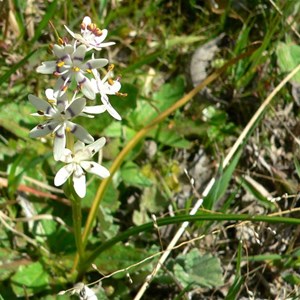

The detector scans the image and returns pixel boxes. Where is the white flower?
[69,282,98,300]
[91,68,122,120]
[65,16,115,51]
[54,138,110,198]
[29,91,94,161]
[36,43,108,99]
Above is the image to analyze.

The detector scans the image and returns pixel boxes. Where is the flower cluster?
[29,16,122,198]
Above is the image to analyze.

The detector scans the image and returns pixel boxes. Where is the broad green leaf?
[132,209,151,226]
[128,76,185,128]
[0,101,34,138]
[120,161,153,188]
[276,42,300,83]
[93,243,153,275]
[104,122,136,139]
[11,261,49,297]
[173,249,223,288]
[97,206,120,240]
[84,177,120,212]
[0,248,24,281]
[149,126,191,148]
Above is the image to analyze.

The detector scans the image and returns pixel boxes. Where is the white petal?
[106,104,122,121]
[83,105,106,114]
[86,137,106,155]
[64,44,75,55]
[94,29,108,44]
[95,41,115,48]
[74,141,85,153]
[76,73,95,99]
[100,94,121,120]
[85,58,108,69]
[73,44,87,61]
[36,61,56,74]
[65,98,86,119]
[64,25,76,39]
[29,121,59,138]
[28,94,52,111]
[54,126,66,161]
[73,166,86,198]
[68,122,94,144]
[81,161,110,178]
[45,89,55,100]
[29,125,52,138]
[54,164,74,186]
[59,148,73,163]
[82,16,92,26]
[110,81,121,94]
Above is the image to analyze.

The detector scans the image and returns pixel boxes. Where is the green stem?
[64,131,84,269]
[71,188,84,261]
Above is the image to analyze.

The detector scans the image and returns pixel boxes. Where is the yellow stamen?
[108,64,115,71]
[47,99,56,104]
[57,60,65,67]
[86,69,92,74]
[73,66,80,72]
[66,127,71,133]
[94,28,102,36]
[88,23,97,31]
[58,38,64,45]
[108,78,114,85]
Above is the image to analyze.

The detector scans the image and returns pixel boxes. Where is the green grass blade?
[79,213,300,273]
[0,49,36,86]
[204,148,242,210]
[294,157,300,180]
[29,0,58,45]
[225,240,244,300]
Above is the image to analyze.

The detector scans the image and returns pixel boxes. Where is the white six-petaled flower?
[91,68,122,120]
[65,16,115,51]
[36,43,108,99]
[29,91,94,161]
[54,138,110,198]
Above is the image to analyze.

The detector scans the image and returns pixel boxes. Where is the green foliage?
[1,0,300,298]
[11,261,49,297]
[276,41,300,83]
[170,249,223,289]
